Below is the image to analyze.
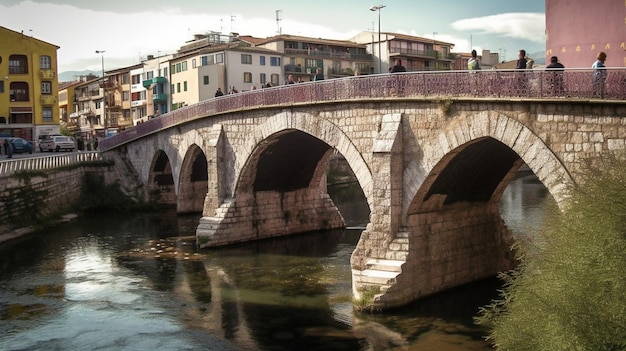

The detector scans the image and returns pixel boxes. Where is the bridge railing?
[100,68,626,151]
[0,152,103,177]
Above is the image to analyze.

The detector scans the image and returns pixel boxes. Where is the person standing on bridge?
[515,49,531,95]
[284,75,295,85]
[592,52,607,98]
[389,59,406,73]
[215,87,224,97]
[546,56,565,96]
[468,50,481,71]
[314,67,324,81]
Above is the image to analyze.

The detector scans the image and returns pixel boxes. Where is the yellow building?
[0,26,60,142]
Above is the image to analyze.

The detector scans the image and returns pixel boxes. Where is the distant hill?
[58,70,99,83]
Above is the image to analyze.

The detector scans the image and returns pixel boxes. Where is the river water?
[0,174,555,351]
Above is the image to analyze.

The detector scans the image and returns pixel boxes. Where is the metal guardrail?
[98,68,626,152]
[0,152,103,177]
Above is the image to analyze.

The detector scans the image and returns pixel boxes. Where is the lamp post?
[95,50,106,139]
[369,5,385,74]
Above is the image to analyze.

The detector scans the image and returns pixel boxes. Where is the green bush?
[476,156,626,350]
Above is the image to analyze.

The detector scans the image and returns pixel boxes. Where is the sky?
[1,0,546,73]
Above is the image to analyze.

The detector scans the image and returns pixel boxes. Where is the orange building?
[546,0,626,68]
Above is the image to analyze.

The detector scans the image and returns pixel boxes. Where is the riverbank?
[0,213,79,245]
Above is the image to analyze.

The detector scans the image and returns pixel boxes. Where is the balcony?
[69,111,79,118]
[284,48,371,60]
[142,76,167,89]
[100,80,118,90]
[152,93,168,102]
[39,69,56,79]
[40,95,57,105]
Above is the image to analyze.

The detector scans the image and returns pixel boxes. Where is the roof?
[256,34,367,48]
[383,32,455,47]
[0,25,60,49]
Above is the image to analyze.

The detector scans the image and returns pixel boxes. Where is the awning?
[10,107,33,114]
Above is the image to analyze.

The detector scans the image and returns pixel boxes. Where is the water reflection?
[0,174,552,350]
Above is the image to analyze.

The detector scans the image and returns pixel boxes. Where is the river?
[0,173,555,350]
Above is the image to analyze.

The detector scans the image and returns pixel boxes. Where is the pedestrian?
[264,82,272,88]
[389,59,406,73]
[94,137,99,151]
[516,49,528,70]
[468,50,481,70]
[284,74,295,85]
[314,67,324,81]
[215,87,224,97]
[515,49,530,95]
[546,56,565,95]
[6,139,13,158]
[592,52,607,98]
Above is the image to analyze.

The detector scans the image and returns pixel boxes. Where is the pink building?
[546,0,626,68]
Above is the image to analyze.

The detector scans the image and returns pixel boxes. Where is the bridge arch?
[177,144,208,214]
[408,111,574,214]
[147,150,176,207]
[237,111,374,209]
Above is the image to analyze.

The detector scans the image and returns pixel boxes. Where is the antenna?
[276,10,282,35]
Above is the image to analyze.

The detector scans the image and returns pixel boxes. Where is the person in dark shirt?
[546,56,565,95]
[389,59,406,73]
[215,87,224,97]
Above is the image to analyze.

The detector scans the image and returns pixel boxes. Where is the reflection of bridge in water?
[98,69,626,310]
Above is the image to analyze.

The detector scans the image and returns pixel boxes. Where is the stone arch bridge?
[100,69,626,310]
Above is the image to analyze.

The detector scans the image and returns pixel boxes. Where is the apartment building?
[167,37,282,109]
[351,31,456,73]
[141,55,171,122]
[254,34,372,81]
[105,65,135,133]
[0,26,61,141]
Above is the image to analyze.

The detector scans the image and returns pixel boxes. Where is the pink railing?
[100,68,626,151]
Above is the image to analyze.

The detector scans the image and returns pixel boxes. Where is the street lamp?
[95,50,106,139]
[369,5,385,74]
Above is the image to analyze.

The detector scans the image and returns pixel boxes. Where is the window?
[271,74,280,86]
[132,74,141,84]
[9,82,29,101]
[203,76,209,85]
[183,81,188,91]
[9,55,28,74]
[192,59,196,69]
[42,108,53,122]
[260,73,266,84]
[270,57,281,66]
[182,61,188,71]
[171,84,174,93]
[201,56,208,66]
[41,81,52,94]
[123,91,130,101]
[176,82,180,93]
[241,54,252,64]
[146,71,154,80]
[260,56,266,65]
[216,53,224,63]
[244,72,252,83]
[0,81,4,93]
[40,55,51,69]
[121,74,129,84]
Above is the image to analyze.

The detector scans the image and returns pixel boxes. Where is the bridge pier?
[196,148,345,248]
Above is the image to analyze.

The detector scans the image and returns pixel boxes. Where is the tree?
[476,156,626,350]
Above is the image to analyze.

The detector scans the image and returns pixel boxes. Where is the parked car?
[39,135,75,152]
[8,137,33,154]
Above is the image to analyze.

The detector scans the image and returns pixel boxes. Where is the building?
[0,26,61,142]
[351,31,455,73]
[58,80,80,134]
[104,65,135,134]
[254,34,372,81]
[546,0,626,68]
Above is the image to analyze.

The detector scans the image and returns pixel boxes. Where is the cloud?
[1,1,360,72]
[451,13,545,43]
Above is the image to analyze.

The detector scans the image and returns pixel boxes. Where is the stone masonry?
[102,97,626,310]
